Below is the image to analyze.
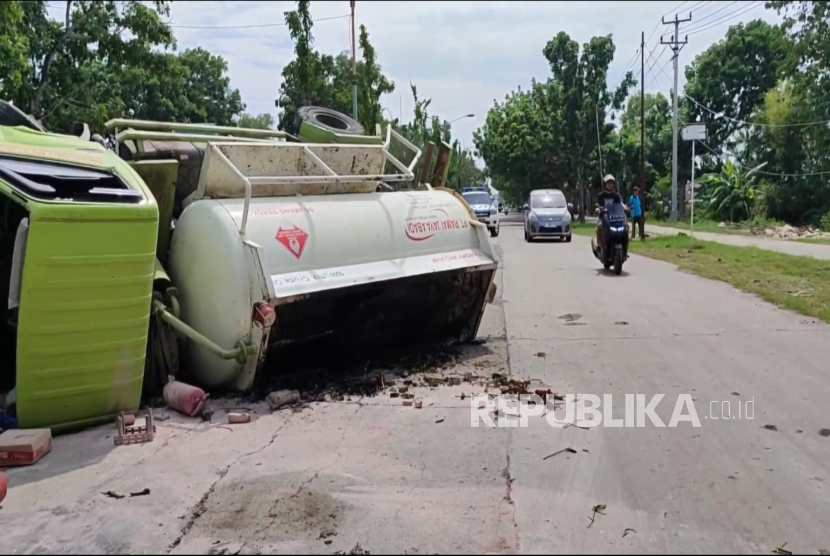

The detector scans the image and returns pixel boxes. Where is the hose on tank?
[143,288,179,399]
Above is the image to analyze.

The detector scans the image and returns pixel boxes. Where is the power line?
[681,0,739,30]
[685,2,765,36]
[170,13,350,30]
[697,139,830,177]
[44,3,351,30]
[610,47,641,92]
[684,95,830,128]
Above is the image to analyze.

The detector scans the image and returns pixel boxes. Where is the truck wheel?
[293,106,364,136]
[490,221,500,237]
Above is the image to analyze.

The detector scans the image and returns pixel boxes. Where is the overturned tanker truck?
[114,107,499,392]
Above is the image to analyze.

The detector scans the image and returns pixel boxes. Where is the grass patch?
[647,219,750,235]
[797,237,830,246]
[572,224,830,322]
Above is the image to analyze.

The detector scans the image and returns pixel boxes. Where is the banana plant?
[698,159,764,223]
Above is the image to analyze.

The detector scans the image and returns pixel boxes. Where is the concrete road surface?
[1,224,829,554]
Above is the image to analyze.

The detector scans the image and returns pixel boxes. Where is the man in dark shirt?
[595,174,621,251]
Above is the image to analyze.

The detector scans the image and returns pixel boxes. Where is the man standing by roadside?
[629,187,644,240]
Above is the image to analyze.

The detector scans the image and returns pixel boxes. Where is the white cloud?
[163,1,784,150]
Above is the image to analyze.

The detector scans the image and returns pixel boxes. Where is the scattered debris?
[558,313,582,321]
[389,391,400,398]
[319,530,337,540]
[587,504,607,528]
[731,392,740,396]
[565,321,587,326]
[335,542,369,555]
[115,409,155,446]
[402,400,413,407]
[266,390,300,411]
[819,428,830,437]
[752,223,830,241]
[622,528,636,538]
[228,413,251,424]
[535,351,547,358]
[413,398,423,409]
[163,380,209,417]
[772,542,792,555]
[130,488,150,497]
[763,424,778,432]
[155,413,170,422]
[582,449,589,453]
[543,447,577,461]
[435,418,444,424]
[202,408,214,422]
[102,491,125,500]
[615,321,629,325]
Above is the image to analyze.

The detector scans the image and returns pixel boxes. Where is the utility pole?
[661,13,691,222]
[640,31,645,214]
[350,0,358,122]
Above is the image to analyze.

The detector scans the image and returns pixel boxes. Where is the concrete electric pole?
[661,13,691,222]
[350,1,358,122]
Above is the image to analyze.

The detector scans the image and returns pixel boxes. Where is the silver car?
[523,189,573,242]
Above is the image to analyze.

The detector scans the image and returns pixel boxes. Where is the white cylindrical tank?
[168,189,496,389]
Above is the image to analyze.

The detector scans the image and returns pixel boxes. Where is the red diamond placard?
[276,225,309,260]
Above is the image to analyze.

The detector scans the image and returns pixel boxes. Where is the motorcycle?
[590,201,629,275]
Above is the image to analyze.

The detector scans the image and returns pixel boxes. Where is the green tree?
[0,2,29,95]
[237,113,276,130]
[276,1,394,134]
[0,1,244,134]
[683,19,795,154]
[473,79,567,204]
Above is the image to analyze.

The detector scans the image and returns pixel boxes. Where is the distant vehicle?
[462,187,500,237]
[523,189,573,242]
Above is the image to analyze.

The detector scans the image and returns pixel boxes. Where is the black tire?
[490,222,500,237]
[565,234,572,243]
[293,106,364,136]
[613,248,623,275]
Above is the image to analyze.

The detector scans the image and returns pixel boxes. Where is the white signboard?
[682,124,707,141]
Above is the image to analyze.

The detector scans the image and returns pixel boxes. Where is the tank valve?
[253,301,276,328]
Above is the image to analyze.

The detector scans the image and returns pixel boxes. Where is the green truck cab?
[0,125,158,432]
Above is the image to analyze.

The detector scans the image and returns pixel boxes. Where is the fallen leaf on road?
[731,392,740,396]
[535,351,547,358]
[622,528,636,538]
[319,530,337,540]
[772,542,792,555]
[615,321,629,325]
[543,447,577,461]
[763,424,778,432]
[435,418,444,424]
[102,491,124,500]
[129,488,150,497]
[819,428,830,437]
[587,504,607,528]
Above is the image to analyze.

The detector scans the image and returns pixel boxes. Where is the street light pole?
[442,113,475,141]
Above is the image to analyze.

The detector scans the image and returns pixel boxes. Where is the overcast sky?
[164,1,781,150]
[56,1,782,149]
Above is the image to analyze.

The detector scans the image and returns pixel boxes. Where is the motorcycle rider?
[595,174,622,256]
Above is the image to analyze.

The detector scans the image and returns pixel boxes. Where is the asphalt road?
[2,223,829,554]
